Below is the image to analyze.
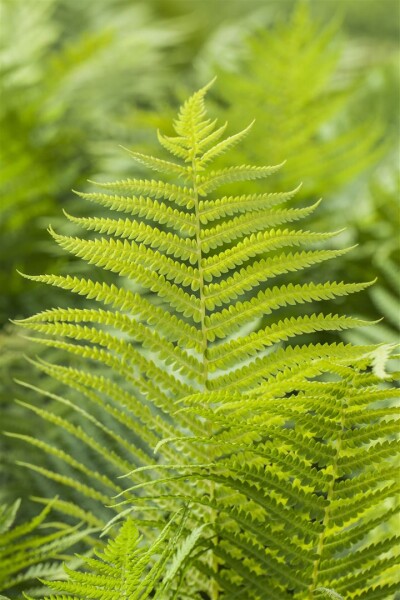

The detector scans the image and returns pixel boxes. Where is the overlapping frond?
[125,364,399,598]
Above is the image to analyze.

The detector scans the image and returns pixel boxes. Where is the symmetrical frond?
[16,82,398,598]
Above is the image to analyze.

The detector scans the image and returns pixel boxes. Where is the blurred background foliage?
[0,0,399,523]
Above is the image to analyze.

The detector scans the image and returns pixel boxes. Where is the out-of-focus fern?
[0,0,184,325]
[13,83,399,597]
[342,172,400,345]
[0,329,70,509]
[0,499,92,599]
[195,4,382,202]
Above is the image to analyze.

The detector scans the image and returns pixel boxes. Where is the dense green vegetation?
[0,0,398,598]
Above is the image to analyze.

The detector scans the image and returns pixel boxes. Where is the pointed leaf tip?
[204,76,217,90]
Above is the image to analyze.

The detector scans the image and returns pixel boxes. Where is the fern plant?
[26,511,206,600]
[14,82,399,598]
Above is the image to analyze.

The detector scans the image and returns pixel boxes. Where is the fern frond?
[197,120,255,167]
[203,247,353,309]
[18,316,203,381]
[201,228,342,279]
[16,82,398,598]
[31,513,205,600]
[206,280,374,341]
[176,342,387,428]
[122,148,189,178]
[18,275,202,349]
[200,200,323,251]
[55,217,199,263]
[90,178,195,208]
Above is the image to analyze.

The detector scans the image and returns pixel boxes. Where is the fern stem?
[191,159,209,386]
[191,155,219,599]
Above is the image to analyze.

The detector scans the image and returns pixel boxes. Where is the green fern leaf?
[29,513,204,600]
[15,82,399,599]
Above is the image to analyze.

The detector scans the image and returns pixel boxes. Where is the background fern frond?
[0,499,94,599]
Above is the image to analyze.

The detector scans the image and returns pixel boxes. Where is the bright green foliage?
[27,513,205,600]
[0,499,91,598]
[15,84,399,597]
[130,360,398,598]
